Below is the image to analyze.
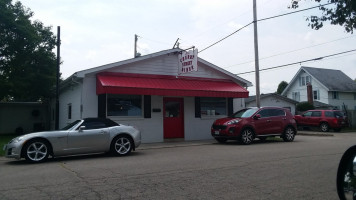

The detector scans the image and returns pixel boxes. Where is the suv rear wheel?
[320,122,329,132]
[283,126,295,142]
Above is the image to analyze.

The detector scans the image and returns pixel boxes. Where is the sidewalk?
[138,139,215,150]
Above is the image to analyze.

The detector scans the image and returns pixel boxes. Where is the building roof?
[312,100,333,109]
[302,67,356,92]
[246,93,298,104]
[66,48,252,88]
[282,66,356,95]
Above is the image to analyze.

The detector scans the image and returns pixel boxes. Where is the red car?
[294,110,349,132]
[211,107,297,145]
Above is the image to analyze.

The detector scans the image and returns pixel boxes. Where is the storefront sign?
[178,49,198,74]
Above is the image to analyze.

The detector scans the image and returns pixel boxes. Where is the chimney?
[307,83,313,105]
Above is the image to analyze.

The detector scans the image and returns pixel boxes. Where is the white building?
[282,66,356,110]
[55,49,252,143]
[245,93,298,114]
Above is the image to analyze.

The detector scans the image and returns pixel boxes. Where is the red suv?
[294,110,349,132]
[211,107,297,145]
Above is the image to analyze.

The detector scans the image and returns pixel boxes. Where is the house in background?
[54,48,252,143]
[282,66,356,111]
[245,93,298,114]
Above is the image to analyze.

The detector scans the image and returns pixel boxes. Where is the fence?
[347,110,356,129]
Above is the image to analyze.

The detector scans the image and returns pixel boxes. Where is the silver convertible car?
[3,118,141,163]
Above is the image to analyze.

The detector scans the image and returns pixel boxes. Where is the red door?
[163,98,184,139]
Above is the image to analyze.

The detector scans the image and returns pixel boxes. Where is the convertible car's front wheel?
[111,135,133,156]
[23,139,50,163]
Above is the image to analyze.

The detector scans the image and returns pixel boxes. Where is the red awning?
[96,73,249,98]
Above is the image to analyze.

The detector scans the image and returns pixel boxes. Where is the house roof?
[67,48,252,88]
[282,66,356,95]
[302,67,356,92]
[246,93,298,104]
[312,100,333,109]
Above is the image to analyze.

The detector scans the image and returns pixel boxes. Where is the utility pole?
[55,26,60,130]
[134,34,138,58]
[253,0,261,108]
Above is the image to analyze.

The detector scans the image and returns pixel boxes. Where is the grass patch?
[266,137,283,142]
[0,134,18,157]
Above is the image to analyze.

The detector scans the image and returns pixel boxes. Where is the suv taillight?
[333,118,338,124]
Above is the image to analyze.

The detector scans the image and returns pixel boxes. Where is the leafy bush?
[296,102,314,112]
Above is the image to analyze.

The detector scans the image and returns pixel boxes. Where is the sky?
[19,0,356,95]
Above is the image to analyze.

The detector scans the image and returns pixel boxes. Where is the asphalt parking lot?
[0,131,355,200]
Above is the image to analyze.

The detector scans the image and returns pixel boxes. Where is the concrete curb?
[298,131,334,137]
[137,140,215,150]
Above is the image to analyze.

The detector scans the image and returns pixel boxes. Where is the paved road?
[1,133,356,200]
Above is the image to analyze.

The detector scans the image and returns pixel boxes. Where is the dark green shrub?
[296,102,314,112]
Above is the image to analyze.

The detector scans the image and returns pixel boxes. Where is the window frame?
[200,97,227,117]
[313,90,320,100]
[332,91,339,99]
[106,94,144,118]
[67,103,72,120]
[306,76,311,84]
[292,91,300,101]
[301,77,306,86]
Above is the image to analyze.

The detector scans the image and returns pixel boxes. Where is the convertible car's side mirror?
[78,126,86,132]
[337,145,356,200]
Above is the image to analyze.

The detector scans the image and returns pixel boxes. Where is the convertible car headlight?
[10,136,24,144]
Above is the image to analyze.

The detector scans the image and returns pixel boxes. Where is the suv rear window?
[334,111,345,118]
[325,111,344,118]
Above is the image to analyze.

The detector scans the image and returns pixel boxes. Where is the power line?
[199,22,253,53]
[185,0,273,46]
[236,49,356,75]
[225,35,356,68]
[257,2,334,22]
[198,2,335,54]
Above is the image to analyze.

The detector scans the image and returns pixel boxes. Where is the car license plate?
[215,131,219,135]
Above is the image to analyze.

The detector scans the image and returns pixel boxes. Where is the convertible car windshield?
[61,120,81,130]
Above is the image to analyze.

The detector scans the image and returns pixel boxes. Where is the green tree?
[290,0,356,33]
[0,0,57,102]
[276,81,288,94]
